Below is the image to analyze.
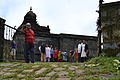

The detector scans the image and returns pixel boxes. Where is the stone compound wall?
[15,34,98,61]
[15,35,60,61]
[60,37,98,57]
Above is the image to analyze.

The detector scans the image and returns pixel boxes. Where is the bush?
[102,48,120,57]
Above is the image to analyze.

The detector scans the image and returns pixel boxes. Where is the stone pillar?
[0,17,6,62]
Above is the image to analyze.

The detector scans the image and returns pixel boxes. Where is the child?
[58,50,62,62]
[70,49,75,62]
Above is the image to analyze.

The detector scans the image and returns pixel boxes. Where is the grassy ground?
[0,57,120,80]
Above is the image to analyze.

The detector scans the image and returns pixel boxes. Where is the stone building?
[101,1,120,49]
[14,8,98,61]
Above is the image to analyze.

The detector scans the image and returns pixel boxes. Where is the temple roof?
[17,7,50,34]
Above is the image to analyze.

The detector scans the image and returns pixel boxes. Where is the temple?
[13,7,98,61]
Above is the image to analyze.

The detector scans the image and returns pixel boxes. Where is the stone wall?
[14,33,98,61]
[0,18,6,61]
[59,34,98,57]
[101,1,120,49]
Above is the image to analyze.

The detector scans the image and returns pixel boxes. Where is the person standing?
[40,42,46,62]
[10,39,16,60]
[62,51,67,62]
[69,49,75,62]
[38,45,41,61]
[50,45,54,62]
[58,50,62,62]
[85,40,89,60]
[77,40,82,62]
[21,23,35,63]
[45,44,51,62]
[81,40,88,62]
[74,48,78,62]
[53,47,58,62]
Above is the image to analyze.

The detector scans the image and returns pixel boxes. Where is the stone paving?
[17,74,26,77]
[3,72,15,76]
[75,70,85,74]
[23,69,34,73]
[35,77,50,80]
[57,71,69,76]
[56,78,70,80]
[0,72,5,75]
[51,64,58,68]
[0,63,13,66]
[35,68,48,74]
[46,71,56,76]
[0,62,115,80]
[32,65,40,68]
[54,67,65,71]
[69,66,78,71]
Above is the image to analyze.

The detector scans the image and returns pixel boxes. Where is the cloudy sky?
[0,0,119,39]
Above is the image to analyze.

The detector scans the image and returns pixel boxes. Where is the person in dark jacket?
[21,23,35,63]
[50,45,54,62]
[84,40,89,60]
[40,42,46,62]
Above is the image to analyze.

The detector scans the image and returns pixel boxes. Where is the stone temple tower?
[14,7,51,60]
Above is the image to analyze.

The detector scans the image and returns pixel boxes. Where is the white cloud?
[0,0,119,40]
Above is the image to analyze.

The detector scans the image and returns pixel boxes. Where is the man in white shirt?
[81,40,88,62]
[39,46,41,53]
[77,40,82,62]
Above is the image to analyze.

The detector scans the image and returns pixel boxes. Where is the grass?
[0,57,120,80]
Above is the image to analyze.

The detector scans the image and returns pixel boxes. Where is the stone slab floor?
[0,62,114,80]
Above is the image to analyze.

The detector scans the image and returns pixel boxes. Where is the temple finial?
[30,6,32,11]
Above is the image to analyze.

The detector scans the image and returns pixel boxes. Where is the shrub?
[102,48,120,57]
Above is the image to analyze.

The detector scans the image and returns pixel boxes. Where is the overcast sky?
[0,0,119,39]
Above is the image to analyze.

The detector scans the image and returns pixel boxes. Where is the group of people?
[10,23,89,63]
[38,40,89,63]
[67,40,89,63]
[39,43,63,62]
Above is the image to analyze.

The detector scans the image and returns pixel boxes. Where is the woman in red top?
[21,23,35,63]
[53,47,58,62]
[75,48,78,62]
